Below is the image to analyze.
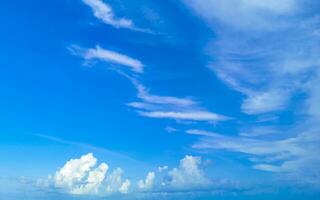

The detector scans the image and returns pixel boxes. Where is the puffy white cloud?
[53,153,131,195]
[70,45,144,73]
[138,172,155,190]
[105,168,131,194]
[71,163,108,194]
[119,179,131,194]
[54,153,97,188]
[82,0,133,29]
[166,155,210,188]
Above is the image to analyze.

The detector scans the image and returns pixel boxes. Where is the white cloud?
[158,166,168,172]
[126,80,229,122]
[186,129,219,137]
[138,111,228,122]
[165,126,178,133]
[138,172,155,190]
[135,83,195,106]
[183,0,297,30]
[192,129,320,184]
[183,0,320,117]
[70,45,144,73]
[54,153,97,189]
[241,89,289,114]
[71,163,108,194]
[119,179,131,194]
[52,153,131,195]
[166,155,211,188]
[105,168,131,194]
[83,0,133,29]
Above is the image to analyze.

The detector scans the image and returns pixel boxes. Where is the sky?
[0,0,320,199]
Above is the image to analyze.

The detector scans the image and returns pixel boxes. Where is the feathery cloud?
[127,80,229,122]
[83,0,133,29]
[70,45,143,73]
[191,129,320,184]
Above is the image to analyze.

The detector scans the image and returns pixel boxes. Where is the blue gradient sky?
[0,0,320,199]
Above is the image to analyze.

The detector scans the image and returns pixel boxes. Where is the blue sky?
[0,0,320,199]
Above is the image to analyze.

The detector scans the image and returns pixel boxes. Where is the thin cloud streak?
[83,0,133,29]
[70,45,144,73]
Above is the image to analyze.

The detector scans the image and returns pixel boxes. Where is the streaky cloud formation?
[191,129,320,185]
[70,45,144,73]
[127,79,229,122]
[83,0,133,29]
[183,0,320,115]
[138,111,227,121]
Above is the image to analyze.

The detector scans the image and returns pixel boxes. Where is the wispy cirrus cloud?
[191,128,320,185]
[183,0,320,115]
[127,79,229,122]
[83,0,133,29]
[70,45,144,73]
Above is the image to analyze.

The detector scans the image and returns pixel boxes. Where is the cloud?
[70,45,144,73]
[52,153,131,195]
[138,172,155,190]
[182,0,297,30]
[183,0,320,116]
[241,89,289,114]
[192,129,320,184]
[186,129,219,137]
[158,166,168,172]
[83,0,133,29]
[54,153,97,189]
[71,163,108,194]
[166,155,211,189]
[135,83,195,106]
[165,126,178,133]
[105,168,131,194]
[138,111,228,121]
[119,179,131,194]
[126,79,229,122]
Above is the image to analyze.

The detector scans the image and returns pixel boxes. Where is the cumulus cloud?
[83,0,133,29]
[70,45,144,73]
[119,179,131,194]
[52,153,131,195]
[71,163,108,194]
[54,153,97,189]
[166,155,211,189]
[105,168,131,194]
[138,172,155,190]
